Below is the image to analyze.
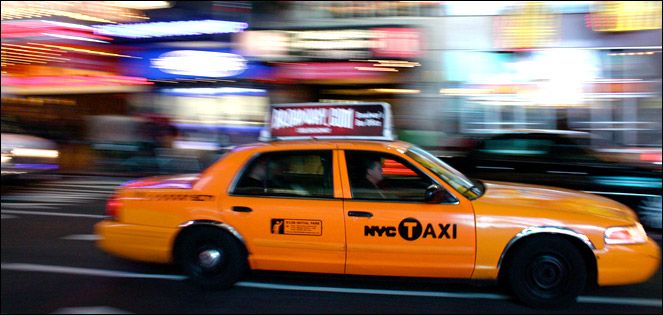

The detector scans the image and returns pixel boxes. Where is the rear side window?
[233,151,333,198]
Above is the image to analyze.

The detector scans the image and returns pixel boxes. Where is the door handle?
[348,211,373,218]
[232,206,253,213]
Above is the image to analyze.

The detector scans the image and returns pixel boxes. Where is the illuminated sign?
[151,50,247,77]
[494,2,558,49]
[104,1,172,10]
[93,20,248,39]
[1,1,146,23]
[162,87,266,96]
[122,48,272,80]
[235,31,289,60]
[290,29,374,59]
[587,1,662,32]
[275,62,387,81]
[262,102,394,141]
[238,28,421,60]
[3,75,151,87]
[372,28,422,58]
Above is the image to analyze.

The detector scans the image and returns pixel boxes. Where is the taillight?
[105,195,122,219]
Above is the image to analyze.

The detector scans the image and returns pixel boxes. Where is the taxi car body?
[95,103,660,308]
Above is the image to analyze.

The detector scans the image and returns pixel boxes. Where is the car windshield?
[406,145,483,200]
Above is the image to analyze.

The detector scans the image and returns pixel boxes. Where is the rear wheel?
[175,227,247,289]
[504,236,587,309]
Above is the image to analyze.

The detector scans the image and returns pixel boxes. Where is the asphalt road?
[2,176,661,314]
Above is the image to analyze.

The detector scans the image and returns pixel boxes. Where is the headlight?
[604,223,647,245]
[1,154,11,163]
[10,148,59,158]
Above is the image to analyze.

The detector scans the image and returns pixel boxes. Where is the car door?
[222,149,346,274]
[467,134,557,185]
[340,149,476,278]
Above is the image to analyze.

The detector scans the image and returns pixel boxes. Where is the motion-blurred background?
[1,1,661,177]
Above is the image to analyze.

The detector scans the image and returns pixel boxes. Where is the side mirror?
[424,184,445,204]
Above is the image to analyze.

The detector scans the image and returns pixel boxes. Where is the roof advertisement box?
[261,102,394,141]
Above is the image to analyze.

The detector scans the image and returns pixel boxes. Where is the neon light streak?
[93,20,248,38]
[2,43,61,52]
[162,87,266,95]
[3,75,153,87]
[1,51,68,60]
[1,57,55,64]
[1,46,62,56]
[40,20,95,31]
[28,43,140,58]
[42,33,110,43]
[104,1,172,10]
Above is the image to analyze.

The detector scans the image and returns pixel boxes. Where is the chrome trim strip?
[496,226,596,272]
[476,166,514,170]
[179,220,246,244]
[547,171,588,175]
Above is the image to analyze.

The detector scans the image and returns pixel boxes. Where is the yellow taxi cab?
[95,102,660,308]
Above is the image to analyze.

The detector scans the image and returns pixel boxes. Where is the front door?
[341,150,476,278]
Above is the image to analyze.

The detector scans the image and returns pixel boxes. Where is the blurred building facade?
[249,1,662,153]
[2,1,661,173]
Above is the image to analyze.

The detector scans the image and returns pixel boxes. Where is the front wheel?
[175,227,248,290]
[504,237,587,309]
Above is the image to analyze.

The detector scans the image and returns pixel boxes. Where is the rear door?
[222,149,346,274]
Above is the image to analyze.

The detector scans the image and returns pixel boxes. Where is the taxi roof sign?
[260,102,394,141]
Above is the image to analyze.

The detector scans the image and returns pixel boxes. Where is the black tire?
[175,227,248,290]
[504,236,587,309]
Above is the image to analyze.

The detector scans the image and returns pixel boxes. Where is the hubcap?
[198,248,223,270]
[530,255,565,290]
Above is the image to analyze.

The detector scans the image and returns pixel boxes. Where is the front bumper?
[596,237,661,286]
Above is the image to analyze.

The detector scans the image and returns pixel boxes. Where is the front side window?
[406,145,483,200]
[233,151,333,198]
[345,150,451,202]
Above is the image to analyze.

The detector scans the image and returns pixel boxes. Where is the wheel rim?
[198,248,224,270]
[527,255,568,294]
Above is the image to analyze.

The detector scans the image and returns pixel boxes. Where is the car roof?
[500,129,589,136]
[231,139,413,152]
